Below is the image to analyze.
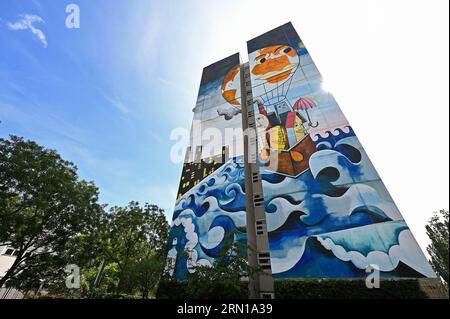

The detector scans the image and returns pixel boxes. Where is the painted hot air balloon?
[251,45,299,107]
[249,44,318,178]
[221,64,241,105]
[218,64,241,120]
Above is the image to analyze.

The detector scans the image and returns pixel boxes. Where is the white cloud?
[7,14,48,48]
[100,90,130,115]
[149,131,163,143]
[158,77,190,96]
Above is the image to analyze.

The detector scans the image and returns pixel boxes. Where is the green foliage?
[81,263,120,298]
[426,209,449,290]
[125,248,164,298]
[157,279,248,299]
[157,279,428,299]
[185,266,249,299]
[181,235,257,299]
[101,202,168,263]
[92,202,168,297]
[72,202,169,298]
[0,135,170,299]
[0,135,103,289]
[156,279,189,299]
[275,279,428,299]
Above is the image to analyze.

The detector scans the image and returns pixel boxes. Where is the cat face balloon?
[251,45,299,87]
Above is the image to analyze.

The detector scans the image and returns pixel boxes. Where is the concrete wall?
[0,246,16,281]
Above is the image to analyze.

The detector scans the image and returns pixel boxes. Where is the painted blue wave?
[272,221,431,278]
[201,215,239,258]
[259,125,423,278]
[313,126,356,144]
[173,159,246,220]
[167,157,247,280]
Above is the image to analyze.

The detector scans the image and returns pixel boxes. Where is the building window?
[256,219,266,235]
[252,172,259,183]
[253,193,264,207]
[3,248,15,256]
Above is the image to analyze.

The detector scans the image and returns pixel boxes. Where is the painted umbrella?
[293,97,319,128]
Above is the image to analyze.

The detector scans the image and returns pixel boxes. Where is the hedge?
[157,280,189,299]
[156,278,428,299]
[156,280,248,299]
[274,279,428,299]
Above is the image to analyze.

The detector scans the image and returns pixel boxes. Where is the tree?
[0,135,103,288]
[426,209,449,289]
[0,135,170,299]
[81,263,121,298]
[85,202,169,298]
[126,246,165,298]
[185,233,260,299]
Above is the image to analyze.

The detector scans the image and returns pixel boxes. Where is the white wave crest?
[172,215,212,272]
[270,236,308,274]
[309,136,379,186]
[265,183,402,232]
[265,197,305,232]
[311,126,351,142]
[317,229,436,277]
[262,177,308,200]
[199,226,225,250]
[172,195,247,272]
[299,183,402,224]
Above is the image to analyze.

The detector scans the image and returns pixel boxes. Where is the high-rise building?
[166,22,436,298]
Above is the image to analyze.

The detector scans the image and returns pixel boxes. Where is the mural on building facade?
[166,54,247,279]
[248,22,435,279]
